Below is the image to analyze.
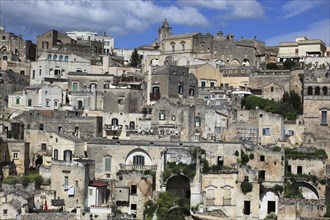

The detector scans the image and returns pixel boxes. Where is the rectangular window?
[288,130,294,136]
[28,99,32,107]
[321,111,327,125]
[258,170,265,181]
[39,69,42,75]
[131,204,137,210]
[131,185,137,195]
[73,82,78,92]
[133,155,144,165]
[201,81,206,88]
[210,81,215,87]
[41,143,47,151]
[262,128,270,136]
[270,87,274,92]
[159,111,165,120]
[260,155,265,161]
[243,201,251,215]
[3,209,8,215]
[287,165,291,173]
[64,176,69,186]
[16,98,20,105]
[118,99,124,105]
[39,123,44,131]
[297,166,302,174]
[267,201,276,214]
[89,189,93,195]
[195,117,201,127]
[104,157,111,172]
[13,152,18,159]
[32,70,35,79]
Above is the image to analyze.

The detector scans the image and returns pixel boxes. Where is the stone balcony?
[119,164,157,172]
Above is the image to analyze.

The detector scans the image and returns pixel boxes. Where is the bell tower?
[158,18,172,42]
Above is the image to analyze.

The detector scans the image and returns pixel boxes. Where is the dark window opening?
[243,201,251,215]
[217,156,224,166]
[258,170,265,181]
[307,86,313,95]
[287,165,291,173]
[131,185,137,195]
[267,201,276,214]
[297,166,302,174]
[133,155,144,165]
[315,86,320,95]
[39,123,44,131]
[131,204,137,210]
[260,155,265,161]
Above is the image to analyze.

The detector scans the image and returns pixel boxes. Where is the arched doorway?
[166,175,190,199]
[35,155,43,168]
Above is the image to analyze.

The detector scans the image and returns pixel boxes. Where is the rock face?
[0,71,29,100]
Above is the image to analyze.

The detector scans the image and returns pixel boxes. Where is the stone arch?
[35,155,43,167]
[307,86,313,95]
[230,59,240,66]
[0,46,7,52]
[166,174,191,199]
[242,58,250,66]
[315,86,320,95]
[294,181,319,199]
[323,87,328,95]
[150,58,159,66]
[124,148,152,165]
[260,191,279,219]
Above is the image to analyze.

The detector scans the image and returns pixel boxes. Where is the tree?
[130,48,142,67]
[266,63,278,70]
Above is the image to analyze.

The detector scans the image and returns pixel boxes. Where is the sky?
[0,0,329,49]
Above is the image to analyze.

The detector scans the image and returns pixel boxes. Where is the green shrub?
[3,176,20,185]
[241,181,253,194]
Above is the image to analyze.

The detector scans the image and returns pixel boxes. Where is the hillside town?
[0,18,330,220]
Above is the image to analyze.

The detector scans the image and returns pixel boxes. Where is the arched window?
[3,56,7,60]
[323,87,328,95]
[178,84,184,94]
[53,55,57,61]
[170,41,175,52]
[42,41,49,49]
[307,86,313,95]
[112,118,119,126]
[129,121,135,130]
[315,86,320,95]
[64,55,69,61]
[63,150,72,161]
[59,55,63,61]
[189,88,195,96]
[54,149,58,160]
[47,54,51,60]
[78,100,83,110]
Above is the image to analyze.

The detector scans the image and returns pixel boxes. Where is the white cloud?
[1,0,208,38]
[282,0,324,19]
[266,19,330,46]
[177,0,265,19]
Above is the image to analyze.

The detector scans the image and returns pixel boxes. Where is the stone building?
[7,84,63,111]
[51,159,95,212]
[36,29,104,59]
[278,36,327,64]
[303,69,330,141]
[87,139,242,219]
[0,25,36,74]
[153,19,266,68]
[145,65,198,105]
[30,52,91,85]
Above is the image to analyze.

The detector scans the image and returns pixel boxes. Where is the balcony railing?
[119,164,157,172]
[150,93,161,101]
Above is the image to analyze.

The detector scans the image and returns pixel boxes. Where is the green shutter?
[73,83,78,92]
[105,157,111,171]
